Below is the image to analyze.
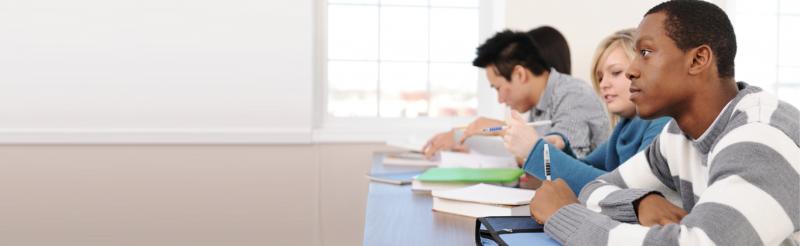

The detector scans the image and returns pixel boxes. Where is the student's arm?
[576,131,680,223]
[544,124,800,245]
[581,140,609,169]
[547,89,607,158]
[523,139,609,193]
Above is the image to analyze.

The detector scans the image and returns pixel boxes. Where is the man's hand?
[457,117,505,144]
[530,179,578,224]
[636,193,688,226]
[502,110,540,159]
[422,131,468,159]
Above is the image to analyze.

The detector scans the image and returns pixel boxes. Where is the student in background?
[423,27,609,160]
[527,26,571,76]
[529,1,800,245]
[502,29,670,193]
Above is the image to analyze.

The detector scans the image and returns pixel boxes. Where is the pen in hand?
[481,120,553,133]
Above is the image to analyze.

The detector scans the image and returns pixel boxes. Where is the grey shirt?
[454,69,610,158]
[530,69,610,158]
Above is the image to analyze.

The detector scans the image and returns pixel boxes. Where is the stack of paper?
[385,136,429,152]
[432,183,535,218]
[439,151,517,168]
[382,150,517,168]
[382,152,439,167]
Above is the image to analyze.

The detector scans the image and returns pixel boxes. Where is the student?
[529,1,800,245]
[502,29,670,193]
[527,26,572,76]
[423,27,610,159]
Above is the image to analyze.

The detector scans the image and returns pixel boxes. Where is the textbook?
[432,184,535,218]
[366,171,422,185]
[411,167,523,192]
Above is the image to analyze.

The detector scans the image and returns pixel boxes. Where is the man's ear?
[688,45,713,76]
[512,65,527,83]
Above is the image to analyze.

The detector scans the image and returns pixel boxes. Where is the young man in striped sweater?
[529,0,800,245]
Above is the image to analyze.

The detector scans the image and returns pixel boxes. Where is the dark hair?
[646,0,736,78]
[472,30,551,81]
[528,26,571,75]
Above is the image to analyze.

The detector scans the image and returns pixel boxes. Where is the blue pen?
[481,120,552,133]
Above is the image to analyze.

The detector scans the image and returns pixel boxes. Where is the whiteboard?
[0,0,313,143]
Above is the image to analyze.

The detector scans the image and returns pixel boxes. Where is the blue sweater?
[523,116,670,193]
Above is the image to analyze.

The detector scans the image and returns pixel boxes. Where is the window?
[730,0,800,107]
[325,0,481,118]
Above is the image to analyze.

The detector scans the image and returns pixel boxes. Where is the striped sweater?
[544,82,800,245]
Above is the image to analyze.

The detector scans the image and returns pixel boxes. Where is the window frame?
[313,0,506,142]
[728,0,800,106]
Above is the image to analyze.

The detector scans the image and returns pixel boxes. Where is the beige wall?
[504,0,665,83]
[0,143,390,246]
[504,0,727,84]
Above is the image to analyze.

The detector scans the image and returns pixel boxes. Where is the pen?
[481,120,552,133]
[544,143,551,181]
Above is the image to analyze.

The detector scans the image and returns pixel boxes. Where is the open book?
[383,151,517,168]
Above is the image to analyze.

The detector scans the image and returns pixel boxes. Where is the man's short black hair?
[646,0,736,78]
[528,26,572,75]
[472,30,550,81]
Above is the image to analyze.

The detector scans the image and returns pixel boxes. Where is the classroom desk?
[362,153,475,246]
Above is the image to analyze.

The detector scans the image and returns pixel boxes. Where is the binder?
[475,216,559,246]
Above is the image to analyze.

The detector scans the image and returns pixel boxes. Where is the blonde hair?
[590,28,636,128]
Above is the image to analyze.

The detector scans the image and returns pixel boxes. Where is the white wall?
[0,0,732,144]
[504,0,727,84]
[0,0,313,143]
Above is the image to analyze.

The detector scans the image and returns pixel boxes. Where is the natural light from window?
[731,0,800,107]
[326,0,480,118]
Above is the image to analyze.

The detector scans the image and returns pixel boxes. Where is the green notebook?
[416,168,524,183]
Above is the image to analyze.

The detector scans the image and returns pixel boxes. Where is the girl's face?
[596,47,637,118]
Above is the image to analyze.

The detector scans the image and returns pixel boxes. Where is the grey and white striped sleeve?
[576,130,678,223]
[544,123,800,245]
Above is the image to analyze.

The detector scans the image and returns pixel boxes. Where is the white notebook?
[431,184,535,218]
[410,179,473,193]
[382,152,439,167]
[439,151,517,168]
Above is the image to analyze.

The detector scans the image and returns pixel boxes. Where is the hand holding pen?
[481,120,552,133]
[502,110,543,160]
[456,117,505,144]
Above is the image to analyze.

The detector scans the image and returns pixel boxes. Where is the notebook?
[416,168,524,183]
[476,216,558,246]
[366,171,422,185]
[382,152,439,167]
[412,167,522,192]
[411,179,474,192]
[382,151,515,168]
[432,184,535,218]
[439,151,517,168]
